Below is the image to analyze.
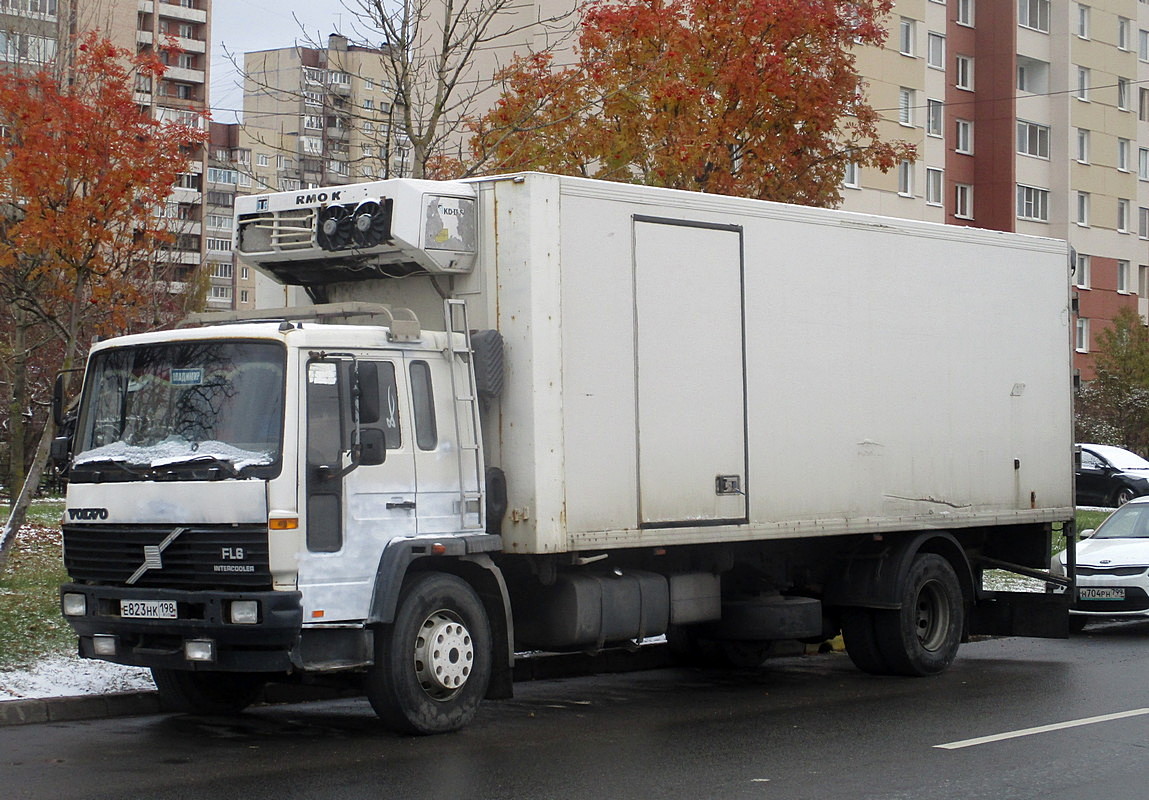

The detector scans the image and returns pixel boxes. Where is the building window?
[1017,121,1049,158]
[1119,199,1131,232]
[1017,57,1049,93]
[898,87,914,126]
[1141,89,1149,121]
[955,55,974,90]
[925,168,943,206]
[1118,138,1131,171]
[206,238,232,252]
[843,162,860,188]
[954,184,973,219]
[206,214,232,231]
[926,100,943,137]
[1076,253,1091,288]
[927,33,945,68]
[1077,128,1090,163]
[1076,318,1089,353]
[899,18,915,56]
[240,290,250,304]
[956,0,973,26]
[210,285,233,302]
[1119,78,1131,111]
[1077,191,1090,226]
[304,115,323,130]
[257,153,270,168]
[1141,207,1149,239]
[955,119,973,154]
[1019,0,1049,32]
[1076,67,1089,100]
[1077,4,1090,39]
[1141,29,1149,61]
[363,99,375,110]
[1017,184,1049,221]
[211,262,233,279]
[898,160,914,197]
[1119,18,1131,50]
[1118,260,1131,293]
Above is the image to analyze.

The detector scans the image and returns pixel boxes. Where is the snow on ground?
[0,654,153,701]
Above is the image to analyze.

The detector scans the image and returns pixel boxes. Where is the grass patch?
[0,501,72,670]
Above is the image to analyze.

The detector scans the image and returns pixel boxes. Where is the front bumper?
[61,584,303,672]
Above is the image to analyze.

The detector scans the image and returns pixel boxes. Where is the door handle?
[387,500,417,510]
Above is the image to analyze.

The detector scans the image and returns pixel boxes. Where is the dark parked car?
[1076,443,1149,507]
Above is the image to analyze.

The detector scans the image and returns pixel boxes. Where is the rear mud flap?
[969,591,1070,639]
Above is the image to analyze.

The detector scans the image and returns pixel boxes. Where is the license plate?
[1079,587,1125,601]
[120,599,178,619]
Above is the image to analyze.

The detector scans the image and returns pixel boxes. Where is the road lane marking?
[935,708,1149,750]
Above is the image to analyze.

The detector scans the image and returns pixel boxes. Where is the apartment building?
[850,0,1149,383]
[204,122,256,311]
[242,34,405,194]
[0,0,219,305]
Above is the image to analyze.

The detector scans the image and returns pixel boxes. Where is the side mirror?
[1079,528,1095,540]
[49,436,71,465]
[359,428,386,466]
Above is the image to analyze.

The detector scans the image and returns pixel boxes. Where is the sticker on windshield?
[309,363,338,385]
[170,368,204,386]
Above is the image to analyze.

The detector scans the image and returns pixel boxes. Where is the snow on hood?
[73,437,274,471]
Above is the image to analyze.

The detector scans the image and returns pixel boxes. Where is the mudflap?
[968,591,1069,639]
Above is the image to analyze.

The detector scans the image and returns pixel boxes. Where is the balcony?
[155,1,207,24]
[164,66,205,84]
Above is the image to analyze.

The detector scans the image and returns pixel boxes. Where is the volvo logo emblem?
[126,528,188,585]
[67,508,109,520]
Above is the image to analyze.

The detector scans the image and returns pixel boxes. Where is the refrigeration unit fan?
[352,200,392,248]
[316,204,355,251]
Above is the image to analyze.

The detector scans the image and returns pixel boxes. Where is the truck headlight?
[229,600,259,625]
[62,592,87,616]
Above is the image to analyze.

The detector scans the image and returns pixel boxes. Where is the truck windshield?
[70,340,286,481]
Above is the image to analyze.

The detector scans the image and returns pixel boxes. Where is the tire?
[840,608,891,675]
[1112,486,1137,506]
[872,553,964,677]
[150,669,265,715]
[366,572,491,735]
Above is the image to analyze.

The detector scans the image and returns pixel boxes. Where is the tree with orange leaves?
[470,0,914,206]
[0,32,207,567]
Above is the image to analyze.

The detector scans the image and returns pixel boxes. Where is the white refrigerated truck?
[57,173,1075,734]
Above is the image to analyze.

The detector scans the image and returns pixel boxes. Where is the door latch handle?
[386,500,417,510]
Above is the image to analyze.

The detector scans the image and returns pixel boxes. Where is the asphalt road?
[3,621,1148,800]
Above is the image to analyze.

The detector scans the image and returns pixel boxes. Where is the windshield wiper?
[69,459,156,482]
[153,455,242,479]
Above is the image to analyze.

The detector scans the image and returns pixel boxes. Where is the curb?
[0,690,161,727]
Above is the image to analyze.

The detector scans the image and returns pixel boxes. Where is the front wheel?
[366,572,491,735]
[872,553,964,677]
[150,669,265,715]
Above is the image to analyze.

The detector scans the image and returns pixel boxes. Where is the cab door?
[298,355,417,623]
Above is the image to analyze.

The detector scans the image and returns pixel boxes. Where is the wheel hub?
[413,610,474,699]
[914,581,950,652]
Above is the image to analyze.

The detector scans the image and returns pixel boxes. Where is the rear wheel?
[872,554,964,676]
[366,572,491,735]
[150,669,265,715]
[1112,486,1137,506]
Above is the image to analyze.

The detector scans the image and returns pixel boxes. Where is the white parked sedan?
[1052,496,1149,631]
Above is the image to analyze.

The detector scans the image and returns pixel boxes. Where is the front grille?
[1076,566,1148,577]
[63,524,271,590]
